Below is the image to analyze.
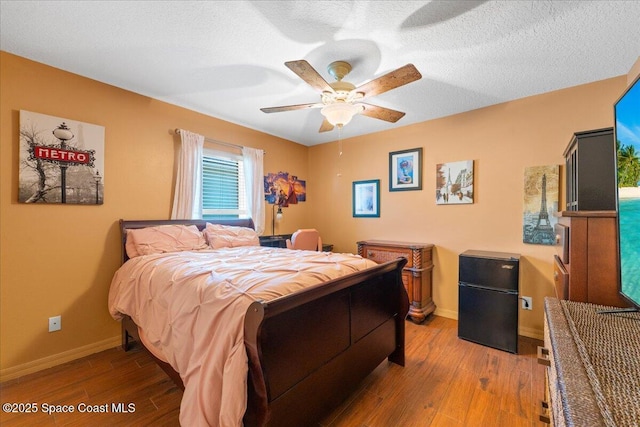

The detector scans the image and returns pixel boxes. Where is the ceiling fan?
[261,60,422,132]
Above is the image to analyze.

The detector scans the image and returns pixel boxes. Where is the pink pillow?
[204,223,260,249]
[126,225,208,258]
[125,232,140,259]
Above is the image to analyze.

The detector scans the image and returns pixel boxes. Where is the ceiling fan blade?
[360,103,406,123]
[285,60,335,94]
[260,103,323,113]
[355,64,422,99]
[319,118,334,133]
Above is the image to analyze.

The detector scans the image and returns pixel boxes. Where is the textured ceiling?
[1,1,639,146]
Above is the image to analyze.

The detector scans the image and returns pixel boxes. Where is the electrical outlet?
[48,315,61,332]
[521,296,532,310]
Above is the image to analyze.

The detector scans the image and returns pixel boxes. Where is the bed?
[109,218,409,426]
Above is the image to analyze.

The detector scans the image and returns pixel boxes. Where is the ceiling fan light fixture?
[321,102,363,127]
[262,60,421,133]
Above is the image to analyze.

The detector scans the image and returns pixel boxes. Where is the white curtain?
[171,130,204,219]
[242,146,265,235]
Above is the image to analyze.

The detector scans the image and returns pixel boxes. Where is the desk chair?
[286,229,322,251]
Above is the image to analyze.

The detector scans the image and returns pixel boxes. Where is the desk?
[259,234,291,248]
[260,234,333,252]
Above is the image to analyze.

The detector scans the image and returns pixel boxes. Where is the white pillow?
[204,223,260,249]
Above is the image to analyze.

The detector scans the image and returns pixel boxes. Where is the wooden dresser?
[553,211,629,307]
[357,240,435,323]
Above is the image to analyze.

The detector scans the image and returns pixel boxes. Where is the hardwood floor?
[321,316,547,427]
[1,316,547,426]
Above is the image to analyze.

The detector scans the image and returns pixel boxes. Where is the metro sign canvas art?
[19,111,105,204]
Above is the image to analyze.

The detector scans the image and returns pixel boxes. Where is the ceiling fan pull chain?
[337,125,343,177]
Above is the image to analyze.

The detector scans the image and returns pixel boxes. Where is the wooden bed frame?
[117,218,409,426]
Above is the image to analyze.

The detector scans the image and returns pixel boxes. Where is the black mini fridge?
[458,250,520,353]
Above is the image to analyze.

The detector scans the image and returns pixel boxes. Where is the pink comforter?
[108,246,376,426]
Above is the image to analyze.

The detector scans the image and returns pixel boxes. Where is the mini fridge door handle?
[458,282,518,294]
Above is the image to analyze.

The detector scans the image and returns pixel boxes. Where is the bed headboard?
[119,218,255,264]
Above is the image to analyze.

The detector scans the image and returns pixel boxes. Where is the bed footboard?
[243,257,408,426]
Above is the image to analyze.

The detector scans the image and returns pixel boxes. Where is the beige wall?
[628,56,640,85]
[0,50,628,380]
[307,76,627,335]
[0,52,310,379]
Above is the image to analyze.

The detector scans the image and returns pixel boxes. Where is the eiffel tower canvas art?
[523,165,559,245]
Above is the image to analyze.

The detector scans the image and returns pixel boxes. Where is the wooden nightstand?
[357,240,435,323]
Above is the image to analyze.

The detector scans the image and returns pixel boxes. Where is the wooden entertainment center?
[553,126,630,308]
[541,58,640,427]
[553,210,629,308]
[543,75,640,423]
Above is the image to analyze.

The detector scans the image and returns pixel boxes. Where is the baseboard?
[518,325,544,341]
[432,309,543,340]
[0,335,121,382]
[433,307,458,320]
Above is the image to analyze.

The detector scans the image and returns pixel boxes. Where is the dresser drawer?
[362,245,414,268]
[400,272,410,288]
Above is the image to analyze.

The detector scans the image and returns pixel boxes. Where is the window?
[202,149,247,219]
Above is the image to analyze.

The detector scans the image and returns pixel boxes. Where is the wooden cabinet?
[554,211,629,307]
[564,128,616,211]
[357,240,435,323]
[552,256,568,300]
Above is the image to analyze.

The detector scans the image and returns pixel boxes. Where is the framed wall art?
[264,171,306,206]
[19,110,105,204]
[523,164,559,245]
[352,179,380,218]
[389,148,422,191]
[436,160,474,204]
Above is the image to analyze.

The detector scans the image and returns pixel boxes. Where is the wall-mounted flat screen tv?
[614,73,640,311]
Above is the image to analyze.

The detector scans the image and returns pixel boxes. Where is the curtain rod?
[173,128,265,154]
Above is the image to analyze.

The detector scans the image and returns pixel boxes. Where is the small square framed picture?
[352,179,380,217]
[436,160,474,204]
[389,147,422,191]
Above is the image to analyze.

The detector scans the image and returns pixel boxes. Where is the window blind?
[202,152,247,219]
